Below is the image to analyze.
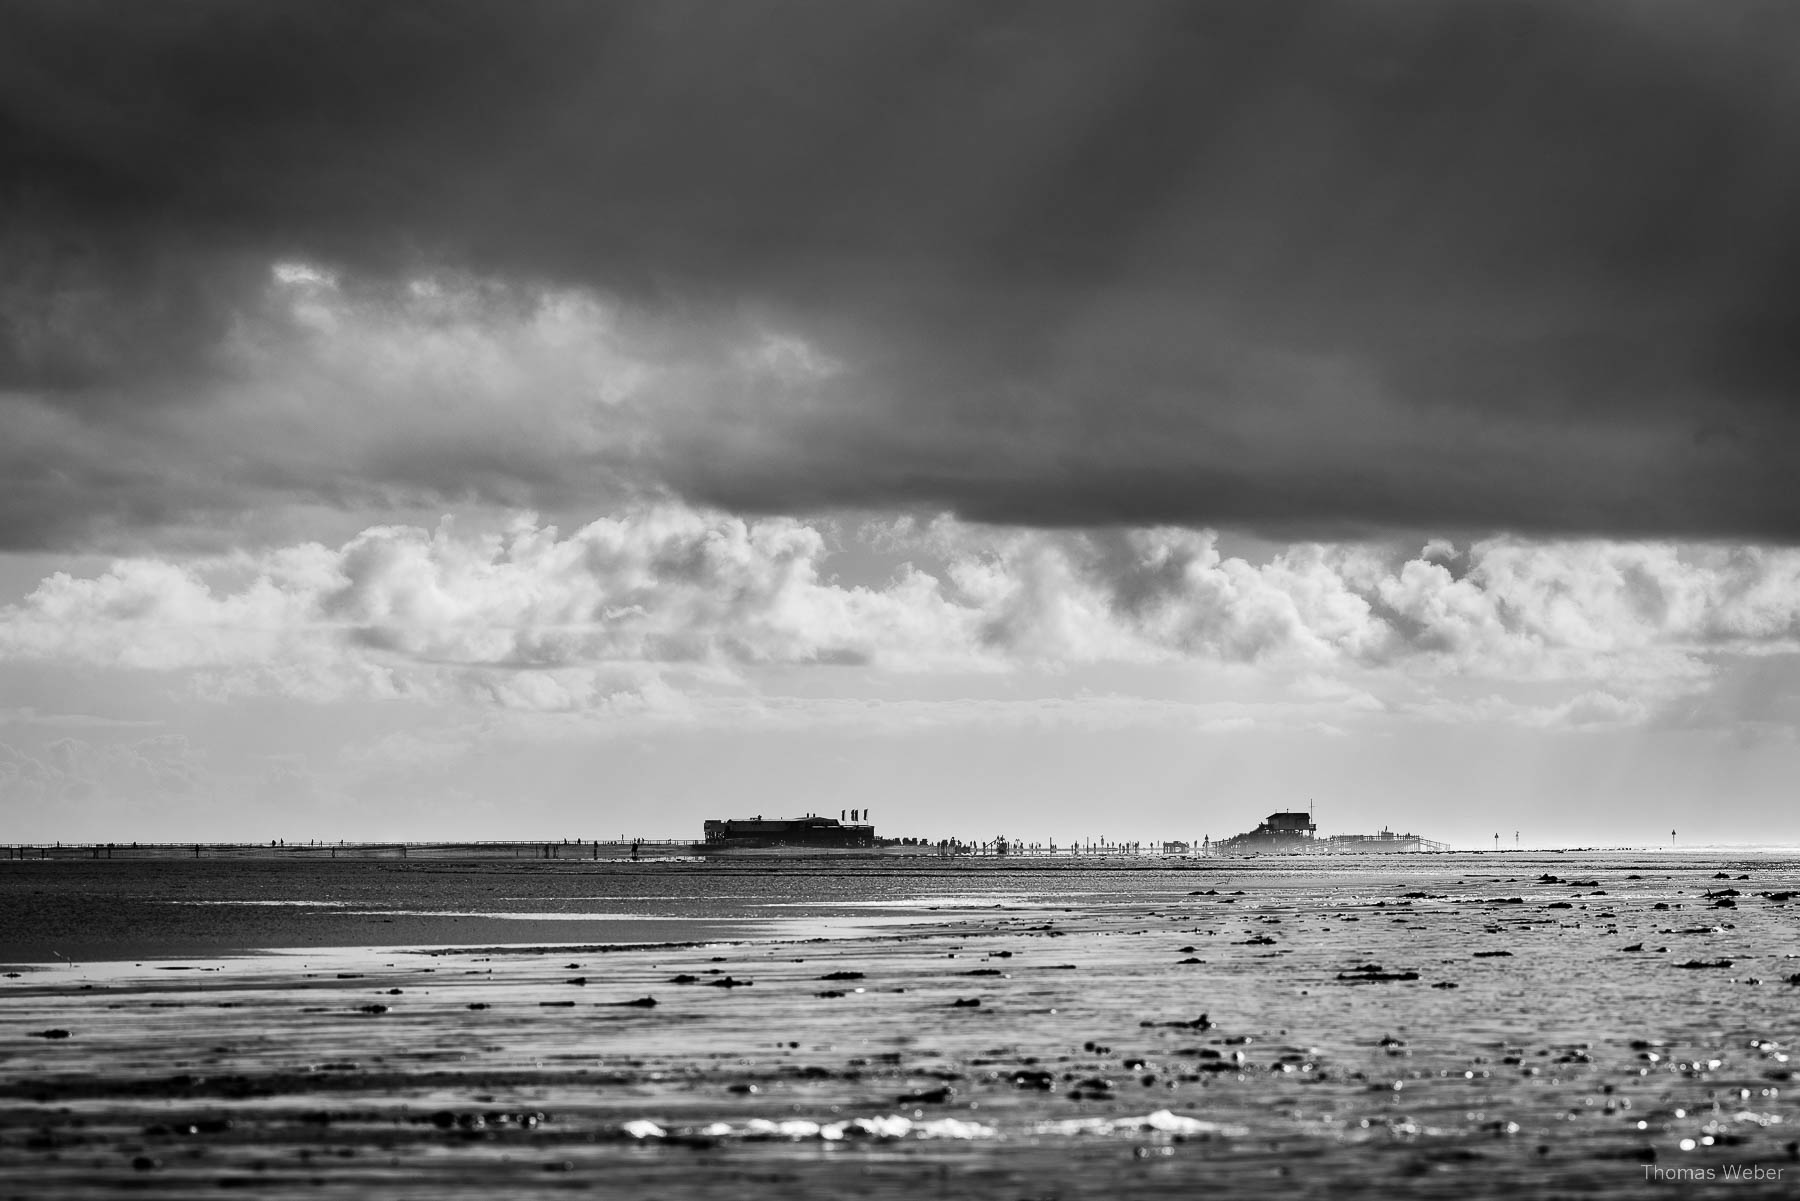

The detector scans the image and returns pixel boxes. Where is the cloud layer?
[5,2,1800,546]
[4,506,1797,718]
[0,734,203,810]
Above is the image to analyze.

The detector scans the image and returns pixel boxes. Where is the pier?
[2,840,700,861]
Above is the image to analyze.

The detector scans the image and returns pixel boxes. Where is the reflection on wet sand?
[3,854,1799,1198]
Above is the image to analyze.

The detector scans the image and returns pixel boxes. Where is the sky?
[3,0,1800,848]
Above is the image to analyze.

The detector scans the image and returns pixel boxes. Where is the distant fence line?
[1,839,1468,861]
[6,839,1213,861]
[2,840,1173,861]
[2,840,701,861]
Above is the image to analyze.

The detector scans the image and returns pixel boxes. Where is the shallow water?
[3,853,1798,1197]
[2,857,1192,962]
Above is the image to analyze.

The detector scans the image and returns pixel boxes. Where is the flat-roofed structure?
[701,815,875,849]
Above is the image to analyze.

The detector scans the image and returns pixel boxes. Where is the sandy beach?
[4,853,1799,1198]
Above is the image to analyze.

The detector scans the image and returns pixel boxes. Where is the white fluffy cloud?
[3,506,1800,722]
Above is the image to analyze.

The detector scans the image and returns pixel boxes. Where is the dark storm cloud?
[4,0,1800,545]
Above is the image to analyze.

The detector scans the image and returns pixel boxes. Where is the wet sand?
[4,854,1799,1197]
